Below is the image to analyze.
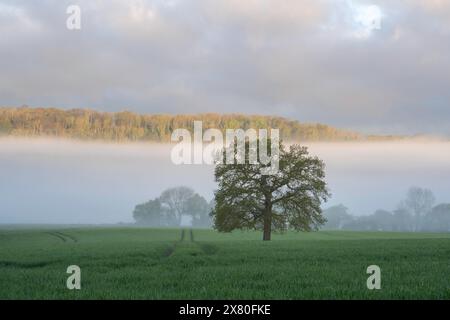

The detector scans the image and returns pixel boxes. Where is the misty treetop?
[1,106,373,142]
[133,186,212,228]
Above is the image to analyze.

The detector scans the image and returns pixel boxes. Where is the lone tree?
[212,141,330,240]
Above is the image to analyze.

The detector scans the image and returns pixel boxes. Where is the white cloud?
[0,2,41,34]
[352,4,383,38]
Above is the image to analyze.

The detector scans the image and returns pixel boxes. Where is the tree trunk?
[262,201,272,241]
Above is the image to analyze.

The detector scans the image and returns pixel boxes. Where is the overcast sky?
[1,0,449,135]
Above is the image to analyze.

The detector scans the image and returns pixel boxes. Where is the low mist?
[0,138,449,224]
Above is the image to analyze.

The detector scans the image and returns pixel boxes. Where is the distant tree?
[392,207,414,232]
[342,215,371,231]
[133,198,179,227]
[159,187,196,226]
[404,187,435,231]
[322,204,353,230]
[133,199,160,226]
[185,194,212,228]
[212,142,330,241]
[133,187,211,227]
[424,204,450,232]
[371,209,394,231]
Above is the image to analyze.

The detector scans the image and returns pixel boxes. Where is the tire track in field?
[0,259,61,269]
[46,231,67,242]
[56,231,78,243]
[162,229,187,257]
[163,229,219,258]
[45,231,78,243]
[189,229,219,255]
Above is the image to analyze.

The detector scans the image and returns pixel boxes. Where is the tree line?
[322,187,450,232]
[0,106,385,142]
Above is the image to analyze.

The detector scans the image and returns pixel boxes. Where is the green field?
[1,227,450,299]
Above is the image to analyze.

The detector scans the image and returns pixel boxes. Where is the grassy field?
[1,226,449,299]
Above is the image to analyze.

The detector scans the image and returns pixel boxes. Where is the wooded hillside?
[0,107,384,142]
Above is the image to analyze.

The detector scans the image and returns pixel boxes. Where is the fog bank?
[0,138,449,224]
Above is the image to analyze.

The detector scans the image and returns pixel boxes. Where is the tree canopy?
[212,141,330,240]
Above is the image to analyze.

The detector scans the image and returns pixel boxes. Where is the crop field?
[1,227,450,299]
